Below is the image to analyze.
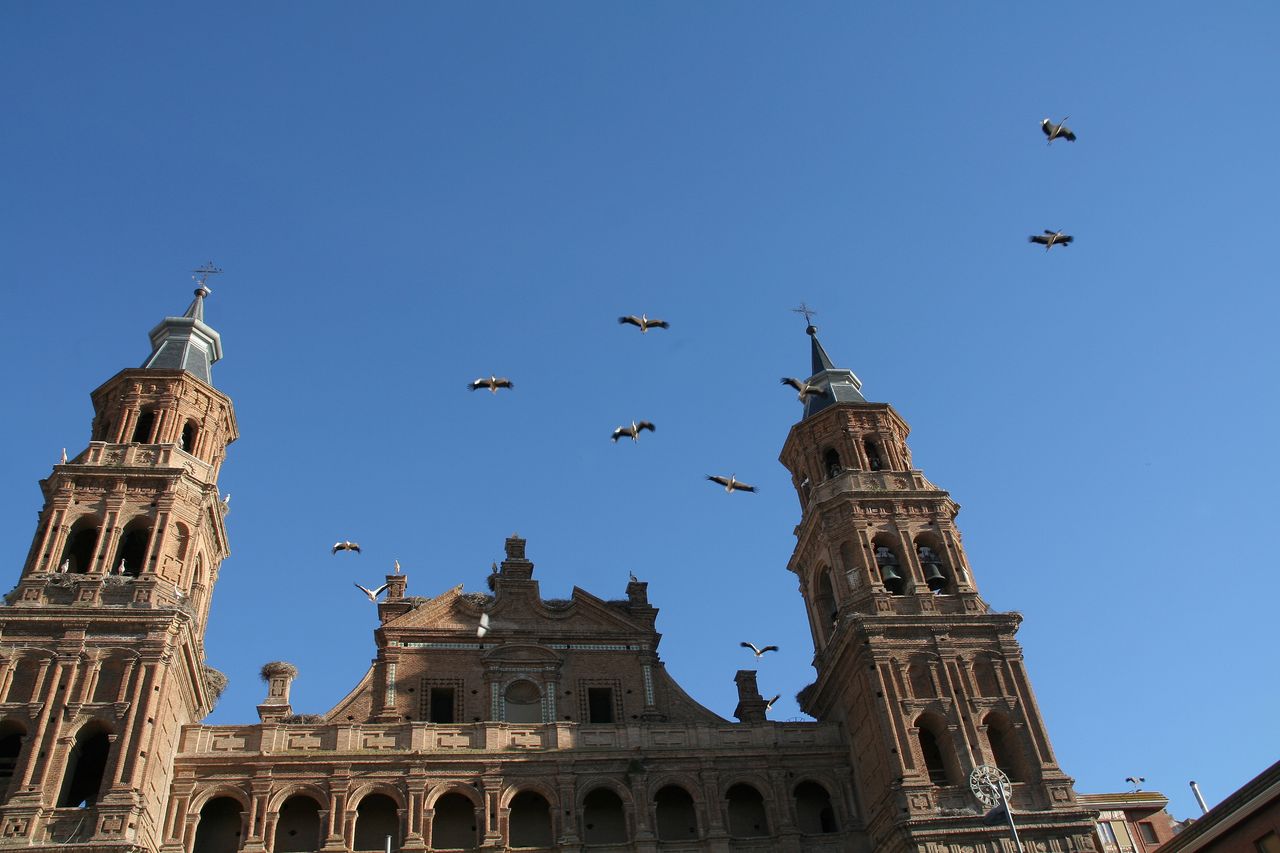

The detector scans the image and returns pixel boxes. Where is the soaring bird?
[740,641,779,658]
[1029,230,1073,251]
[781,377,823,401]
[1125,776,1146,791]
[611,421,656,442]
[1041,116,1076,143]
[332,541,361,555]
[354,582,388,602]
[707,474,757,494]
[764,694,781,712]
[618,314,669,333]
[469,376,514,393]
[477,612,491,638]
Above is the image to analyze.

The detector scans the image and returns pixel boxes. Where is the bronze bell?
[923,562,948,592]
[880,563,905,594]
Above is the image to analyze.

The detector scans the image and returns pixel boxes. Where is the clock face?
[969,765,1012,807]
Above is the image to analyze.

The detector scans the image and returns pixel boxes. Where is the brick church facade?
[0,289,1100,852]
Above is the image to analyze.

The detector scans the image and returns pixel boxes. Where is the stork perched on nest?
[611,421,656,443]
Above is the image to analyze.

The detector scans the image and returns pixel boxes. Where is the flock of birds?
[318,116,1081,715]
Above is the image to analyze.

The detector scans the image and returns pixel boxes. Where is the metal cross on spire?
[792,302,818,326]
[191,262,223,290]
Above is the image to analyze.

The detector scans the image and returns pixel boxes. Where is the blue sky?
[3,3,1278,820]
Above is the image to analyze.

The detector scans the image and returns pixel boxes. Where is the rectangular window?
[1137,823,1159,845]
[429,687,456,723]
[1256,832,1280,853]
[1098,822,1118,847]
[587,687,615,723]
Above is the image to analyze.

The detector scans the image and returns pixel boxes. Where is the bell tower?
[0,282,236,852]
[780,324,1096,853]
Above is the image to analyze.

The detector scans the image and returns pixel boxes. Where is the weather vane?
[192,262,223,290]
[792,302,818,326]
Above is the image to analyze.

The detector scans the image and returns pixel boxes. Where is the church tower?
[779,324,1096,853]
[0,283,236,851]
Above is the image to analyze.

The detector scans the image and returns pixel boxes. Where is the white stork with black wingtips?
[1041,116,1076,143]
[1029,230,1073,251]
[740,641,779,658]
[618,314,669,333]
[611,421,656,443]
[469,376,514,393]
[708,474,757,494]
[354,582,388,602]
[781,377,823,401]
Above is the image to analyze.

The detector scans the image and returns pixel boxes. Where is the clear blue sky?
[3,3,1277,821]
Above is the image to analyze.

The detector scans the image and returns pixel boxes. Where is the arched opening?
[115,519,150,577]
[353,794,399,851]
[915,715,958,786]
[915,539,950,593]
[726,783,769,838]
[985,713,1025,782]
[874,540,906,594]
[503,680,542,724]
[131,410,157,444]
[273,795,322,853]
[581,787,627,844]
[814,568,837,639]
[822,447,842,480]
[794,781,837,834]
[973,656,1001,698]
[654,785,698,841]
[507,791,552,848]
[431,792,478,850]
[57,722,111,807]
[192,796,243,853]
[0,721,26,804]
[908,661,935,699]
[181,420,200,456]
[863,437,884,471]
[60,519,100,574]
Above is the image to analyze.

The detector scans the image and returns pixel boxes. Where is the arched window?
[131,410,157,444]
[353,794,399,851]
[273,795,322,853]
[874,541,906,594]
[725,783,769,838]
[915,715,957,786]
[814,569,838,644]
[863,438,884,471]
[794,781,837,834]
[984,713,1024,782]
[582,787,627,844]
[192,796,243,853]
[57,723,112,807]
[115,519,150,577]
[431,793,478,850]
[60,519,100,574]
[822,448,842,480]
[504,681,542,724]
[181,420,200,456]
[508,791,552,848]
[0,721,26,804]
[915,540,950,593]
[654,785,698,841]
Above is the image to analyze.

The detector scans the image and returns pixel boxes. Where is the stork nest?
[260,661,298,681]
[461,593,494,607]
[281,714,325,725]
[542,598,573,610]
[202,665,229,700]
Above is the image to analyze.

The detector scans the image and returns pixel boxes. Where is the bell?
[880,563,905,593]
[923,562,948,592]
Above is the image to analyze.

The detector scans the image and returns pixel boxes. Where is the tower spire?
[140,268,225,385]
[799,321,865,417]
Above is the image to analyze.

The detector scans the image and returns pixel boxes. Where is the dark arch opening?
[794,781,837,834]
[61,519,99,574]
[822,447,842,480]
[654,785,698,841]
[985,713,1024,782]
[726,783,769,838]
[57,723,111,807]
[116,520,150,577]
[582,787,627,844]
[353,794,399,851]
[915,716,957,786]
[915,538,950,593]
[273,795,322,853]
[131,410,157,444]
[0,721,26,804]
[181,420,200,456]
[863,437,884,471]
[508,790,552,848]
[193,796,243,853]
[814,569,837,644]
[431,793,478,850]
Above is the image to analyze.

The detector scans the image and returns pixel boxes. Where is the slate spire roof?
[802,323,866,418]
[140,284,224,386]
